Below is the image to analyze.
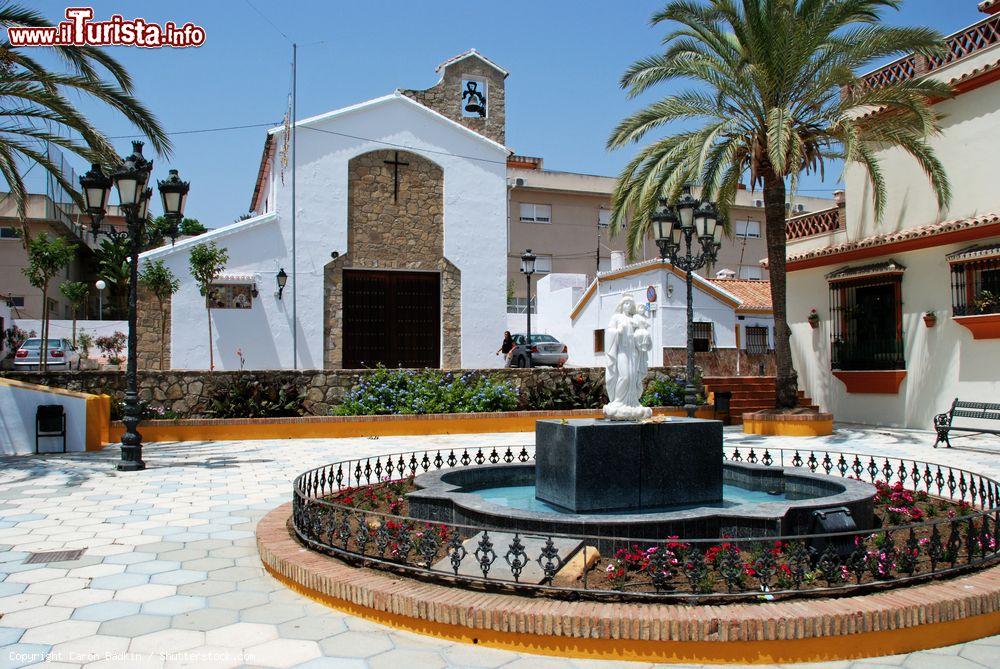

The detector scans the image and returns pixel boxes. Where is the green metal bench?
[933,399,1000,448]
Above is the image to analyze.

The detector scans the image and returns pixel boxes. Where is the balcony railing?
[859,13,1000,90]
[786,206,841,240]
[831,334,906,371]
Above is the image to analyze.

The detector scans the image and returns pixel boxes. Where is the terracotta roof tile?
[784,212,1000,265]
[707,278,772,310]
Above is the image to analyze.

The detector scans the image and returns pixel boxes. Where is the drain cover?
[24,548,86,564]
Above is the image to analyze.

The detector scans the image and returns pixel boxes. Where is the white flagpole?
[291,42,298,369]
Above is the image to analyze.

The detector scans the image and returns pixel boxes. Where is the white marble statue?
[604,294,653,421]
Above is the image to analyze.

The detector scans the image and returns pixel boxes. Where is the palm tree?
[607,0,951,409]
[0,2,171,241]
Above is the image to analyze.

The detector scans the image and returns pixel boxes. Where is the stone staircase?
[702,376,819,424]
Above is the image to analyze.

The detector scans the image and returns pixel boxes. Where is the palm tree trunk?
[762,168,799,410]
[207,306,214,371]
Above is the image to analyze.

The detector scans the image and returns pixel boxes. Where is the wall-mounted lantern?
[276,268,288,299]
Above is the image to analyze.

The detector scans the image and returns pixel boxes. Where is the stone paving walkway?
[0,426,998,669]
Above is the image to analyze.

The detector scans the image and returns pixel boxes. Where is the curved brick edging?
[743,411,835,437]
[257,503,1000,664]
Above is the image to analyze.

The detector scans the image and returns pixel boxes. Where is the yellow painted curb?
[261,561,1000,664]
[108,406,718,443]
[743,416,834,437]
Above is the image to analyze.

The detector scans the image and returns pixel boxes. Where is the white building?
[785,4,1000,428]
[527,258,775,376]
[140,51,510,371]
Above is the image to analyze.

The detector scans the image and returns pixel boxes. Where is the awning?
[213,273,257,285]
[946,242,1000,264]
[825,259,906,283]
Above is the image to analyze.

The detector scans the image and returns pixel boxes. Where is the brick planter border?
[257,503,1000,664]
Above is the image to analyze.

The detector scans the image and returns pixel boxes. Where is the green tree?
[59,280,89,347]
[0,3,170,242]
[607,0,950,409]
[22,234,76,370]
[188,242,229,371]
[94,236,130,317]
[179,218,207,236]
[138,259,180,370]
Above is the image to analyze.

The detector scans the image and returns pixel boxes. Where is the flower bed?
[316,476,986,598]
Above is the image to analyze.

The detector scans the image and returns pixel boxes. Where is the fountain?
[407,295,874,544]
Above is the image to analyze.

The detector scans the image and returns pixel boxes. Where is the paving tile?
[90,573,151,591]
[0,605,73,628]
[207,566,259,582]
[0,593,49,613]
[49,634,131,666]
[0,642,52,669]
[114,583,177,603]
[127,560,183,576]
[129,628,205,655]
[170,608,239,632]
[277,617,347,641]
[244,639,321,668]
[67,563,126,579]
[239,603,306,625]
[176,580,235,598]
[71,600,142,622]
[96,613,171,638]
[48,588,115,609]
[149,570,207,586]
[0,627,25,645]
[205,622,279,648]
[318,631,394,658]
[20,619,101,645]
[24,576,89,595]
[206,591,269,611]
[5,567,67,584]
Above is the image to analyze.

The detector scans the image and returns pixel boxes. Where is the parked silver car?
[508,333,569,368]
[13,338,81,370]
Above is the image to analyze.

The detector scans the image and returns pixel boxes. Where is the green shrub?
[332,366,518,416]
[207,375,303,418]
[640,372,705,407]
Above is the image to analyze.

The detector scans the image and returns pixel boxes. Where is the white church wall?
[147,94,507,371]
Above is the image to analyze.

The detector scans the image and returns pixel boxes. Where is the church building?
[139,50,511,371]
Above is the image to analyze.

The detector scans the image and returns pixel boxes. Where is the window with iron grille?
[506,296,536,314]
[745,325,769,354]
[828,271,904,370]
[950,250,1000,316]
[594,329,605,353]
[692,322,713,352]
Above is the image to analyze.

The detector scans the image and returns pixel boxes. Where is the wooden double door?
[342,269,441,369]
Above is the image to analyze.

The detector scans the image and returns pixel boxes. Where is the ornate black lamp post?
[520,249,536,368]
[651,186,722,418]
[79,142,190,472]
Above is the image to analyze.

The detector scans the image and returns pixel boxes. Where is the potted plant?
[972,290,999,315]
[95,331,127,369]
[923,310,937,328]
[807,308,820,329]
[76,331,97,369]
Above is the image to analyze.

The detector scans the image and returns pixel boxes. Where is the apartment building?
[506,155,833,314]
[1,192,126,321]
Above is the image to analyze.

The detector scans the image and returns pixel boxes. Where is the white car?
[14,338,82,370]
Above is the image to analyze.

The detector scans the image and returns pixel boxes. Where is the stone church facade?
[139,51,509,371]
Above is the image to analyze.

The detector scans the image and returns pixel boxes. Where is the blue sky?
[25,0,983,227]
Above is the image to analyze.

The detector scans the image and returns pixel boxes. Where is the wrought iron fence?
[291,445,1000,602]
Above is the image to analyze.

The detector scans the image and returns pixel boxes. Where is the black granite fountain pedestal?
[534,418,723,513]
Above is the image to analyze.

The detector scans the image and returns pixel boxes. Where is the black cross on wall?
[383,151,409,202]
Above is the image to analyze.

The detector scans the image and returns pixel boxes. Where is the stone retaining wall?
[0,366,688,418]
